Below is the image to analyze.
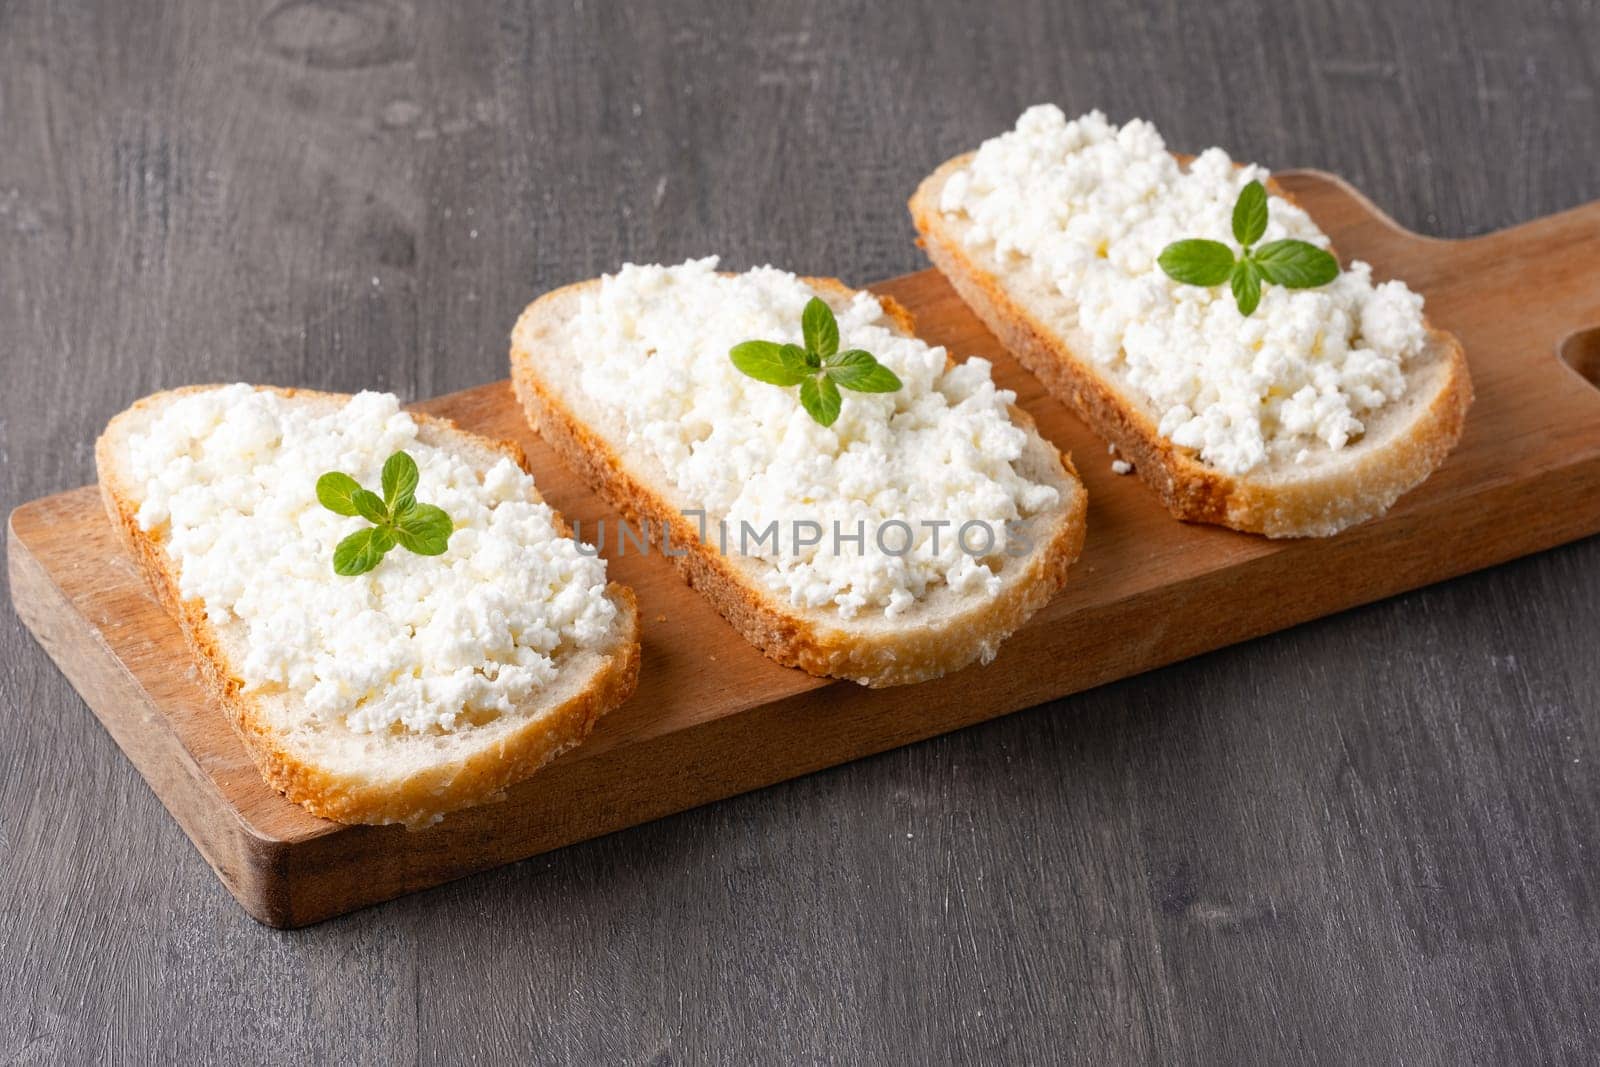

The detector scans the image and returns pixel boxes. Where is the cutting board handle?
[1277,171,1600,349]
[1457,197,1600,343]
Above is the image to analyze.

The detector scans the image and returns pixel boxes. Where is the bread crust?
[510,277,1088,687]
[96,385,641,828]
[910,153,1474,538]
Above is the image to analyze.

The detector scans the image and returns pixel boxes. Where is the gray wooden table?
[4,1,1598,1062]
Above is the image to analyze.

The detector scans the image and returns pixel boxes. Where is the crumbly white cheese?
[939,105,1429,475]
[127,386,615,734]
[570,258,1060,619]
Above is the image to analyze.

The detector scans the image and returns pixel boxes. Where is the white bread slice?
[911,153,1474,538]
[510,275,1088,687]
[96,385,640,828]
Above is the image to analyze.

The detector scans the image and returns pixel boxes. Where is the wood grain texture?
[11,176,1600,926]
[3,0,1599,1062]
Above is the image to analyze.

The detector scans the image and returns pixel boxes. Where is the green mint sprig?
[316,450,453,576]
[729,296,902,427]
[1157,179,1340,316]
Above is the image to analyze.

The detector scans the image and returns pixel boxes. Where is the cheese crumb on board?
[127,386,615,735]
[938,105,1429,475]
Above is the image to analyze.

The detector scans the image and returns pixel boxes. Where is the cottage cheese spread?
[938,105,1429,475]
[569,258,1061,619]
[127,386,615,734]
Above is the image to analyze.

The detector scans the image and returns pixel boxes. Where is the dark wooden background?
[4,0,1599,1062]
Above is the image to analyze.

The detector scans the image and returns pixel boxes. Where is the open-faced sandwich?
[97,385,640,827]
[912,105,1472,537]
[511,259,1088,686]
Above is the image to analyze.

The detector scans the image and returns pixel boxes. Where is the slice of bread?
[96,385,640,828]
[911,153,1474,538]
[510,275,1088,687]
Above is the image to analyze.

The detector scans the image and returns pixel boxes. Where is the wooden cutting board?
[10,171,1600,928]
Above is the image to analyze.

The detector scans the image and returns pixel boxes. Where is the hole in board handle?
[1559,326,1600,393]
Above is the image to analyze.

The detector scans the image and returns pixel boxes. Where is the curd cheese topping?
[569,258,1061,619]
[128,386,615,734]
[938,105,1430,475]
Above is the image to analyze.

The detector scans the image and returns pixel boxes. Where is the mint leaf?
[1231,259,1263,316]
[731,340,810,386]
[392,503,453,556]
[316,472,364,516]
[788,343,820,371]
[800,375,842,427]
[319,452,454,573]
[801,297,839,360]
[1253,239,1340,289]
[333,527,390,576]
[827,351,903,393]
[381,451,419,511]
[1158,239,1236,287]
[351,488,389,525]
[1233,180,1268,247]
[732,296,901,424]
[823,349,869,368]
[1161,182,1340,317]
